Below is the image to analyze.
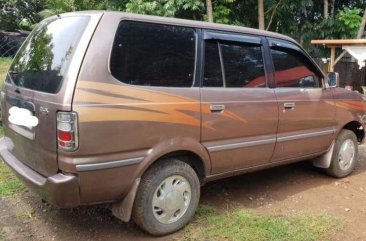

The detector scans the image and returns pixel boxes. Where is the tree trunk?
[357,8,366,38]
[266,0,283,31]
[206,0,213,22]
[70,0,76,12]
[330,0,335,17]
[258,0,265,30]
[323,0,329,18]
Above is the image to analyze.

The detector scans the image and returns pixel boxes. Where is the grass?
[0,123,24,197]
[0,159,25,197]
[0,57,12,88]
[0,124,24,197]
[0,75,24,197]
[182,205,340,241]
[0,228,4,240]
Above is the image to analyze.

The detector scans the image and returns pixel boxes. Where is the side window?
[110,21,196,87]
[270,48,322,88]
[203,40,266,88]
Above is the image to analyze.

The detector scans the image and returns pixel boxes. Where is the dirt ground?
[2,145,366,241]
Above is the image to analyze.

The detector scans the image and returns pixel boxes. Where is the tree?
[0,0,46,31]
[258,0,264,29]
[206,0,213,22]
[1,0,365,56]
[324,0,328,18]
[356,7,366,38]
[39,0,107,18]
[266,0,283,30]
[330,0,335,17]
[124,0,204,19]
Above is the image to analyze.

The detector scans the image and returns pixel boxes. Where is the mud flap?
[112,178,141,222]
[312,141,335,168]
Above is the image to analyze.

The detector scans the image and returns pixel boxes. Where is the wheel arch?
[342,121,364,143]
[313,122,363,169]
[151,150,206,180]
[136,137,211,181]
[112,139,210,223]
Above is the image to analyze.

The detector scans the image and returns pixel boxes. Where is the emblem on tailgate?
[39,106,49,115]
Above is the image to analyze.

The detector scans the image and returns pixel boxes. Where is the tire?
[325,129,358,178]
[132,159,200,236]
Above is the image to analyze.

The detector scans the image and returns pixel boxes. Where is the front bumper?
[0,137,80,208]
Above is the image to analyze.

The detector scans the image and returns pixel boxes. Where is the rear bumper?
[0,137,80,208]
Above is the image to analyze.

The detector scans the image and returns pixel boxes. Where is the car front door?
[268,38,336,162]
[200,31,278,174]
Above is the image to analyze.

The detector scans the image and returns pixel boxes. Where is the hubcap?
[338,139,355,171]
[152,175,191,224]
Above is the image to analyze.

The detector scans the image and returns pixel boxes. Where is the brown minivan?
[1,11,366,235]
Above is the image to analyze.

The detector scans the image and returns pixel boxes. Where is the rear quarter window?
[110,21,196,87]
[8,16,90,94]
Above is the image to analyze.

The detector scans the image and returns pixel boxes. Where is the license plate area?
[6,95,36,140]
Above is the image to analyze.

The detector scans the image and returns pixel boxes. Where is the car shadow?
[201,157,366,209]
[21,146,366,241]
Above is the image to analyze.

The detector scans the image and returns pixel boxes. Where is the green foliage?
[0,0,365,56]
[106,0,130,11]
[315,17,347,40]
[339,7,362,30]
[0,61,24,198]
[40,0,108,18]
[210,0,235,24]
[308,6,362,56]
[125,0,204,18]
[183,205,340,241]
[0,228,5,240]
[0,125,25,197]
[257,1,363,56]
[0,0,19,31]
[0,159,25,197]
[0,0,45,31]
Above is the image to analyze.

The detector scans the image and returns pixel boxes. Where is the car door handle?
[283,102,295,110]
[210,104,225,112]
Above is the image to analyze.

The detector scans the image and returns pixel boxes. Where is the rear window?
[8,16,90,93]
[110,21,196,87]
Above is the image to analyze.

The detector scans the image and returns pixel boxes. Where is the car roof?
[63,11,298,44]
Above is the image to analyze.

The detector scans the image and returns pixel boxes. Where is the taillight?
[57,112,78,151]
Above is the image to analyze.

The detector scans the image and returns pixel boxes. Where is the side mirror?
[327,72,339,88]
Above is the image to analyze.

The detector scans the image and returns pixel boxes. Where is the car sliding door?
[200,31,278,174]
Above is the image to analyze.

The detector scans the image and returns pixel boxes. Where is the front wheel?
[132,159,200,236]
[326,129,358,178]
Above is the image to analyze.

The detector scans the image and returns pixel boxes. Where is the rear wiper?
[6,71,21,94]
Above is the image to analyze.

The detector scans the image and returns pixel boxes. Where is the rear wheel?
[326,129,358,178]
[132,159,200,236]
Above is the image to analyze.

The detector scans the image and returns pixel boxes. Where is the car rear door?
[267,38,336,162]
[200,31,278,174]
[0,13,102,176]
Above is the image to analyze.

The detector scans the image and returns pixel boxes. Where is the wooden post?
[329,47,335,72]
